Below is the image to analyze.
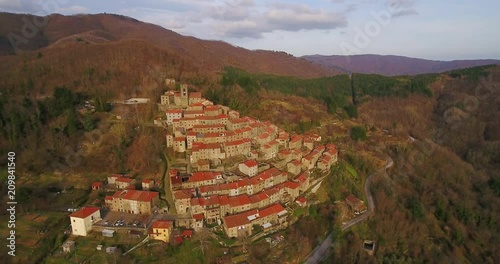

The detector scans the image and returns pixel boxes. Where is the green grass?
[345,163,358,178]
[293,207,307,217]
[214,231,237,246]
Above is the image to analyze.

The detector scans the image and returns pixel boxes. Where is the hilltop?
[0,12,337,79]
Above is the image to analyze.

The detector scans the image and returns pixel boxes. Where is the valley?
[0,12,499,264]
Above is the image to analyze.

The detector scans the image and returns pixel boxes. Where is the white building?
[239,160,258,177]
[166,109,183,124]
[69,207,101,236]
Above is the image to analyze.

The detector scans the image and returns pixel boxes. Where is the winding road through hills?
[304,157,394,264]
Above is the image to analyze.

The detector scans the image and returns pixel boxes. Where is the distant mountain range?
[302,54,500,76]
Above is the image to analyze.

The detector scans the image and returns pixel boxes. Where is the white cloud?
[387,0,419,17]
[208,1,347,39]
[119,1,347,39]
[0,0,37,13]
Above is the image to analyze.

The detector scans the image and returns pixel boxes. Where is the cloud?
[208,0,255,22]
[211,2,347,39]
[391,9,418,17]
[387,0,419,17]
[0,0,38,13]
[0,0,90,16]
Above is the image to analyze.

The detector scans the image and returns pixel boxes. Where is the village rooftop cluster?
[65,79,353,250]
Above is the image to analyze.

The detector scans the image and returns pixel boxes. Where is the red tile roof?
[258,133,270,140]
[249,192,269,204]
[193,213,204,220]
[185,109,204,114]
[116,177,133,183]
[174,235,183,244]
[152,220,171,229]
[170,175,182,186]
[190,198,200,206]
[174,137,186,142]
[282,181,300,190]
[192,142,221,151]
[346,194,362,205]
[174,189,193,200]
[234,127,252,134]
[263,187,280,197]
[69,207,100,219]
[112,190,159,202]
[189,172,218,183]
[296,197,307,204]
[255,168,282,181]
[228,195,252,207]
[197,131,235,139]
[223,209,258,228]
[198,184,221,194]
[229,118,249,124]
[258,203,286,218]
[279,150,291,156]
[182,229,193,237]
[219,195,229,206]
[193,124,225,129]
[242,160,258,167]
[294,171,309,183]
[200,114,228,121]
[92,182,103,187]
[290,135,302,143]
[200,195,221,207]
[225,138,250,147]
[169,169,179,177]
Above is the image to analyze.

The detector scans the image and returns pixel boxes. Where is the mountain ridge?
[0,12,337,78]
[302,54,500,76]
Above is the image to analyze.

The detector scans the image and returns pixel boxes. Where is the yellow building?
[105,190,159,214]
[151,220,173,243]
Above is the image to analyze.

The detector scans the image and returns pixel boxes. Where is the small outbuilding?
[91,182,103,190]
[106,246,119,254]
[102,229,115,237]
[62,240,75,253]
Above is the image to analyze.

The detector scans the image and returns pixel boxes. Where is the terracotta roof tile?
[69,207,100,218]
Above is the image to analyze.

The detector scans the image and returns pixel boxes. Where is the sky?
[1,0,499,60]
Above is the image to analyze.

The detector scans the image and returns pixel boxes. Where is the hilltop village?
[160,82,339,239]
[66,79,351,251]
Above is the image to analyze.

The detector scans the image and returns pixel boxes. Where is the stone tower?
[180,84,189,107]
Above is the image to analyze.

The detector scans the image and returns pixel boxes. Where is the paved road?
[304,234,333,264]
[341,157,393,230]
[303,158,394,264]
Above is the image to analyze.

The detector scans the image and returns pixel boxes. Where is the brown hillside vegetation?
[329,67,500,263]
[0,12,337,78]
[1,11,499,264]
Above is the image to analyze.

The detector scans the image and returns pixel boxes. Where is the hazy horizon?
[1,0,499,61]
